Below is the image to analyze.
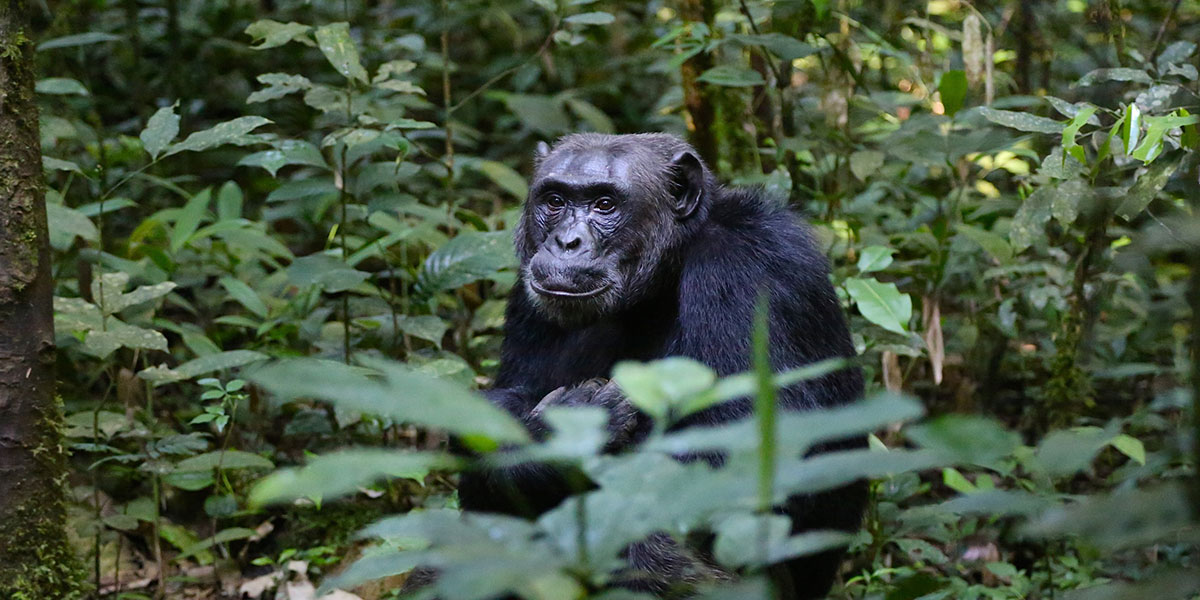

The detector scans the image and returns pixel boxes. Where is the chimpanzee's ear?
[534,141,551,161]
[668,150,705,219]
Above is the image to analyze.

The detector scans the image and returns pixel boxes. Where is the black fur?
[458,133,865,599]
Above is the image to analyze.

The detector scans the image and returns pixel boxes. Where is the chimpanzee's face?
[520,148,655,323]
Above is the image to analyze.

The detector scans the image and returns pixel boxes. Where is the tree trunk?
[0,2,84,598]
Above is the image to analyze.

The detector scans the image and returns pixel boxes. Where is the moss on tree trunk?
[0,2,86,598]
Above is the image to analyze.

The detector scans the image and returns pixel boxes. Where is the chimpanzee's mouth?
[529,280,612,299]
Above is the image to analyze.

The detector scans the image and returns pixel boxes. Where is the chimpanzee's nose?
[554,232,583,252]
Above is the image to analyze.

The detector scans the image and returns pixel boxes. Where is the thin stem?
[1148,0,1183,64]
[441,0,454,173]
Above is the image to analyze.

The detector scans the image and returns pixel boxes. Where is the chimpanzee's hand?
[530,379,639,451]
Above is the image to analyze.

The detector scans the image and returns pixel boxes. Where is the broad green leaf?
[1116,160,1175,220]
[1035,427,1111,477]
[164,117,272,157]
[565,98,616,134]
[1010,187,1052,252]
[906,415,1018,465]
[849,150,885,182]
[35,78,88,96]
[219,276,268,318]
[244,20,313,49]
[42,156,84,175]
[170,188,211,252]
[956,224,1012,262]
[140,103,180,160]
[941,467,976,494]
[110,281,177,312]
[612,358,716,421]
[844,277,911,334]
[177,527,255,561]
[978,107,1062,134]
[238,139,328,176]
[856,245,894,273]
[288,253,370,293]
[501,94,571,137]
[1022,484,1190,549]
[140,350,269,385]
[314,23,369,84]
[416,231,516,295]
[1109,434,1146,465]
[175,450,274,472]
[938,70,967,116]
[83,320,169,358]
[251,357,530,445]
[564,11,615,25]
[1060,104,1097,164]
[396,315,449,347]
[713,513,849,568]
[698,65,765,87]
[46,203,98,249]
[247,72,312,103]
[249,450,459,506]
[1074,67,1153,87]
[1052,178,1087,226]
[725,33,815,61]
[38,32,120,51]
[473,160,528,199]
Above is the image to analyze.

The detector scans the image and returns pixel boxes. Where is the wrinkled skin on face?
[516,134,707,325]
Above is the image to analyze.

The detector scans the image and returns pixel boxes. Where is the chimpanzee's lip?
[530,280,612,299]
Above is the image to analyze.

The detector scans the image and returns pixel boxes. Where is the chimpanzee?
[457,133,865,599]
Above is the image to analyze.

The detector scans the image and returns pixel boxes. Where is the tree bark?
[0,2,84,597]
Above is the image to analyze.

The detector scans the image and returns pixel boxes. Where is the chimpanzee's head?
[515,133,712,325]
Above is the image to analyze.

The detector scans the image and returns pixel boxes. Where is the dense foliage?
[29,0,1200,598]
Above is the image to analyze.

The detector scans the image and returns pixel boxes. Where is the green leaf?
[937,70,967,116]
[978,107,1062,134]
[46,203,98,249]
[941,467,976,494]
[42,156,84,175]
[170,188,211,252]
[1035,427,1111,477]
[164,116,272,157]
[849,150,885,182]
[844,277,911,334]
[140,103,180,160]
[1060,104,1097,164]
[176,527,255,561]
[564,11,615,25]
[396,315,449,347]
[416,231,516,296]
[244,20,313,49]
[697,65,765,87]
[1010,187,1053,252]
[473,160,528,199]
[238,139,328,176]
[501,94,571,137]
[725,33,816,61]
[314,23,369,84]
[856,246,894,273]
[1109,434,1146,465]
[219,277,268,318]
[288,253,370,293]
[1074,67,1153,87]
[35,78,88,96]
[1052,178,1087,226]
[1022,484,1190,549]
[248,450,459,506]
[565,98,616,134]
[247,72,312,103]
[1116,160,1175,220]
[251,357,530,445]
[38,32,120,51]
[906,415,1018,465]
[175,450,274,472]
[956,224,1012,262]
[612,358,716,421]
[83,321,169,358]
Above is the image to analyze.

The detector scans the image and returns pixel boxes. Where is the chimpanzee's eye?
[594,197,616,213]
[545,194,565,209]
